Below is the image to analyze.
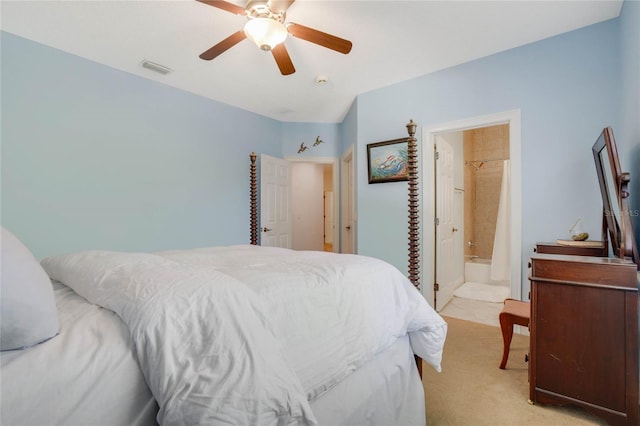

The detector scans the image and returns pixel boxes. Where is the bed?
[1,121,447,425]
[1,238,446,425]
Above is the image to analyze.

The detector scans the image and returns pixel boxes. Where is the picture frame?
[366,138,409,184]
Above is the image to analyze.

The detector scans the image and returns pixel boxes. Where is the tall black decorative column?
[249,152,258,245]
[406,120,420,290]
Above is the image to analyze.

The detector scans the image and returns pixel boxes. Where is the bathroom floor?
[439,296,503,328]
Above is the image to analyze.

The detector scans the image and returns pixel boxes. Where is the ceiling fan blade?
[196,0,247,16]
[286,23,352,54]
[272,44,295,75]
[267,0,296,14]
[199,30,247,60]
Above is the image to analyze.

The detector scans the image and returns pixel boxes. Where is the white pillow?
[1,227,59,351]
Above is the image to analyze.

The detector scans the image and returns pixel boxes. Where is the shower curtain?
[491,160,510,281]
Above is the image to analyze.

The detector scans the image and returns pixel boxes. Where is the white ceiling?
[1,0,623,123]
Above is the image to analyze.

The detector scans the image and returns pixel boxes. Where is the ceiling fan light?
[244,18,287,51]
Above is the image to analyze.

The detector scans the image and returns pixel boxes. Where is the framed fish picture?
[366,138,409,184]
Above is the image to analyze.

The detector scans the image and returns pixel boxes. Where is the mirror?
[596,135,622,250]
[592,127,639,268]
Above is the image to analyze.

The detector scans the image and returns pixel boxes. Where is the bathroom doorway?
[422,110,522,326]
[439,125,512,325]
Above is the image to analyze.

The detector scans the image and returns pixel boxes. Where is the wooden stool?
[499,298,530,369]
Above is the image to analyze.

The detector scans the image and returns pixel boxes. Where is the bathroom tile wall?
[463,124,510,260]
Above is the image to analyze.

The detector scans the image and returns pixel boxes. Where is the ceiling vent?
[141,60,172,75]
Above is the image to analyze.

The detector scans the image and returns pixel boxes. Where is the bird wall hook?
[297,136,325,154]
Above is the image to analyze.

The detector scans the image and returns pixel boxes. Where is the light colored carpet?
[423,316,607,425]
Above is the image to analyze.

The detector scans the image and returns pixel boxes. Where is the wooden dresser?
[534,241,607,257]
[529,247,639,425]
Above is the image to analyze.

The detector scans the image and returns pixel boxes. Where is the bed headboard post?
[406,120,420,290]
[250,152,258,245]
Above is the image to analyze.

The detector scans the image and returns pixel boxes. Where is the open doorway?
[436,125,512,326]
[422,110,522,326]
[287,157,339,252]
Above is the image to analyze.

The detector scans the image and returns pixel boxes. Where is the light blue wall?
[340,99,358,157]
[354,18,622,294]
[2,3,637,279]
[618,0,640,247]
[1,32,283,259]
[281,122,341,158]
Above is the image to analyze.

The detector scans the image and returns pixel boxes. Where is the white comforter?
[41,245,447,426]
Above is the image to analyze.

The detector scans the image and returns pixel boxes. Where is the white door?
[452,189,465,285]
[324,191,334,245]
[435,136,456,311]
[341,146,355,254]
[260,154,291,248]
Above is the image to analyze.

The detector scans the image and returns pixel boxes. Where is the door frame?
[285,156,340,252]
[340,145,356,254]
[422,109,522,307]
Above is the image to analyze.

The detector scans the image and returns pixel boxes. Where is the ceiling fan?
[196,0,352,75]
